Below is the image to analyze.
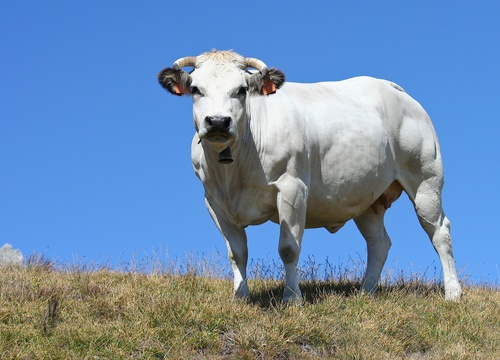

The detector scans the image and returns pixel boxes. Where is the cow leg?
[276,178,308,303]
[226,233,249,299]
[411,182,462,301]
[354,181,403,293]
[205,197,249,299]
[354,206,392,294]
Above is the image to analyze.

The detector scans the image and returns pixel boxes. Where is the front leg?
[276,177,308,302]
[205,197,249,299]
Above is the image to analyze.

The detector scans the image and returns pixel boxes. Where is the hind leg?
[354,181,403,293]
[354,206,392,293]
[412,181,462,301]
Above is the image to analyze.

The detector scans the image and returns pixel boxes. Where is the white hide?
[174,53,462,302]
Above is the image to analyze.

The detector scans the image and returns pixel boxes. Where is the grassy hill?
[1,256,498,359]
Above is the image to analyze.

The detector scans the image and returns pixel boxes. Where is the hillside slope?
[1,261,499,359]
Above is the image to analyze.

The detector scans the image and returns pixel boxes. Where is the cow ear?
[249,67,285,95]
[265,68,285,94]
[157,68,192,96]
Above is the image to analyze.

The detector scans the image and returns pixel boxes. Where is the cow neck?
[245,96,269,164]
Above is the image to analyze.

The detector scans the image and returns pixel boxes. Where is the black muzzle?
[205,116,231,134]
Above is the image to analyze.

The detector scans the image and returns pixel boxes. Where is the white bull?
[158,50,462,301]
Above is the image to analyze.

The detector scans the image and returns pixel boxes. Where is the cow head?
[158,50,285,163]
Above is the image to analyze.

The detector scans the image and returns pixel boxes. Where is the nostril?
[205,116,232,131]
[222,117,231,129]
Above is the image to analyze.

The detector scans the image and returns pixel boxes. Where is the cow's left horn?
[173,56,197,70]
[245,58,268,77]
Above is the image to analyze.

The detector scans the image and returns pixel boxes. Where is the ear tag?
[174,83,189,95]
[262,81,276,95]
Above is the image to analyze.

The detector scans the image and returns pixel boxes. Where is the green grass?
[0,255,498,359]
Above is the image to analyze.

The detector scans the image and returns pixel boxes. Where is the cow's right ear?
[157,68,192,96]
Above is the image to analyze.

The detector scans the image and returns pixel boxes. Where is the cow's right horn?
[173,56,197,70]
[245,58,268,77]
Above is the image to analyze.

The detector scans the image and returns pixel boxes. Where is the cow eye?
[237,86,248,96]
[190,86,202,96]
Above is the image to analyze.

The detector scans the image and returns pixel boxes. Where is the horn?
[245,57,268,77]
[173,56,197,70]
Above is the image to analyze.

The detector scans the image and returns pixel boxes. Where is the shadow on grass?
[249,280,362,308]
[249,280,445,309]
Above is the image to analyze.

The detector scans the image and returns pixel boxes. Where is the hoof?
[283,287,303,304]
[444,287,463,302]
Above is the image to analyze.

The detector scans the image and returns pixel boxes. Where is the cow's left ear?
[249,68,286,95]
[263,68,286,95]
[157,67,192,96]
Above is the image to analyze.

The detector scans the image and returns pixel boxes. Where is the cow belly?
[305,172,395,227]
[303,123,396,226]
[304,197,374,228]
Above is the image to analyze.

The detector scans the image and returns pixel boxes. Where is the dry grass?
[0,255,499,359]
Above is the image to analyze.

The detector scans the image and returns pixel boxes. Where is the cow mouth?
[199,131,234,164]
[203,131,233,144]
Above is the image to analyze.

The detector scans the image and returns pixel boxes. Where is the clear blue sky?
[1,2,499,284]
